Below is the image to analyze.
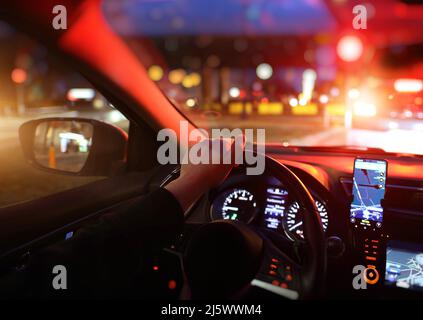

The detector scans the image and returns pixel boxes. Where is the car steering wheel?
[183,153,326,299]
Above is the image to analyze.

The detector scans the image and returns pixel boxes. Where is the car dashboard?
[184,146,423,299]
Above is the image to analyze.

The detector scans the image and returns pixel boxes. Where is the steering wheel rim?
[259,154,326,298]
[178,152,326,299]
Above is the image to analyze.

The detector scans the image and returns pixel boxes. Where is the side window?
[0,22,129,208]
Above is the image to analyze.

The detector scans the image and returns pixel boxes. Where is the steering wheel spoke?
[251,231,301,300]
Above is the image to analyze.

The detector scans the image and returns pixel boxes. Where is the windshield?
[103,0,423,155]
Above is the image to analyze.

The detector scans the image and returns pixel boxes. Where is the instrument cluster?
[209,176,329,241]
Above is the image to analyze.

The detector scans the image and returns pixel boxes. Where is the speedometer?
[211,189,258,223]
[284,200,329,240]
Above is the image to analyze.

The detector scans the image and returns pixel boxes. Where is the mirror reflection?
[33,120,93,173]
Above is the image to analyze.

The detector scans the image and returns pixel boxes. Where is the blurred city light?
[298,94,308,106]
[388,121,399,130]
[302,69,317,103]
[256,63,273,80]
[182,72,201,88]
[394,79,423,93]
[186,98,196,108]
[168,69,186,84]
[93,98,105,109]
[330,87,340,97]
[189,73,201,86]
[404,109,413,118]
[11,68,27,84]
[67,88,96,101]
[348,88,360,99]
[289,97,298,107]
[336,35,363,62]
[229,87,240,98]
[353,101,377,117]
[319,94,329,104]
[108,110,127,123]
[148,65,164,81]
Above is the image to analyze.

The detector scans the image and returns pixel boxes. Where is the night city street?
[0,0,423,308]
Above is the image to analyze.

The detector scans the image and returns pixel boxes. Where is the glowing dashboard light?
[256,63,273,80]
[394,79,423,93]
[319,94,329,104]
[353,101,377,117]
[336,35,363,62]
[348,88,360,99]
[289,97,298,107]
[229,87,240,98]
[67,88,95,101]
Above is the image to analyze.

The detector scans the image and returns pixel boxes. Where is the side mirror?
[19,118,127,176]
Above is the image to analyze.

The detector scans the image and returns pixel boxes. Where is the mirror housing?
[19,118,127,176]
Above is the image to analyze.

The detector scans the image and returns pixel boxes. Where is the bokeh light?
[337,35,363,62]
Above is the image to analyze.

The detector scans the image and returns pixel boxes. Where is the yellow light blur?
[148,65,164,81]
[257,102,283,115]
[298,93,308,106]
[182,73,202,88]
[189,72,201,86]
[169,69,186,84]
[394,79,423,93]
[93,98,104,109]
[292,103,318,116]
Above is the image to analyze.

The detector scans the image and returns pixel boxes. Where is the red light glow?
[11,68,27,84]
[168,280,177,290]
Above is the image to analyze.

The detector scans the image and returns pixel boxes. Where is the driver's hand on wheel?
[165,136,244,212]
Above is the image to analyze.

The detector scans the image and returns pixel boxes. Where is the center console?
[349,158,423,297]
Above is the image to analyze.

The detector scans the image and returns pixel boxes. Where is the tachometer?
[285,200,329,240]
[211,189,258,223]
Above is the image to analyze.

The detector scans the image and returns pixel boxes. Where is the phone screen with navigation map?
[350,158,387,228]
